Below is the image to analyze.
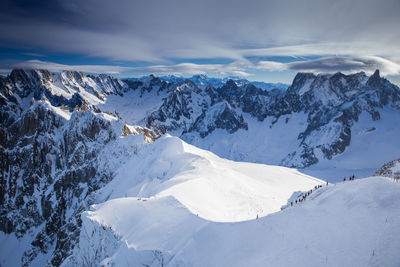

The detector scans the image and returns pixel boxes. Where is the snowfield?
[62,136,400,267]
[93,135,324,222]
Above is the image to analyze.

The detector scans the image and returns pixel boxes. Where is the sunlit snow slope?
[94,135,323,222]
[65,176,400,267]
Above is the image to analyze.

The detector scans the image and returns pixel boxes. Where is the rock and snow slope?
[375,158,400,179]
[98,70,400,179]
[65,175,400,267]
[0,98,156,266]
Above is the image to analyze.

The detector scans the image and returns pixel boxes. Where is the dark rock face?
[155,83,194,122]
[240,84,270,121]
[188,102,248,138]
[375,158,400,178]
[123,75,171,96]
[149,80,249,136]
[286,72,316,95]
[0,103,119,266]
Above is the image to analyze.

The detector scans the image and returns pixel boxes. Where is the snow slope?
[97,88,166,125]
[94,135,323,222]
[182,111,308,164]
[65,176,400,267]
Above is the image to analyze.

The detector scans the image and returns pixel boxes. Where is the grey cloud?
[269,56,400,76]
[1,60,132,74]
[1,60,251,77]
[0,0,399,62]
[134,56,400,77]
[131,62,251,77]
[3,56,400,80]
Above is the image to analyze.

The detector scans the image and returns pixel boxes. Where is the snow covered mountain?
[1,68,400,266]
[122,70,400,180]
[2,68,400,178]
[2,68,400,179]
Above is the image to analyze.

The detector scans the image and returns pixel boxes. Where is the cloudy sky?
[1,0,399,84]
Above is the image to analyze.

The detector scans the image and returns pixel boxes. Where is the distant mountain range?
[127,74,289,91]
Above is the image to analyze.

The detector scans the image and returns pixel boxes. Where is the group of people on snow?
[344,175,356,182]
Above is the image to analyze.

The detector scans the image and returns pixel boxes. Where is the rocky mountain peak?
[62,70,85,83]
[287,72,316,95]
[224,79,238,88]
[366,69,381,87]
[10,68,51,86]
[218,79,240,97]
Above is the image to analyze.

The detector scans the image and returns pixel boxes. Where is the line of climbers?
[287,175,356,209]
[289,184,322,207]
[273,176,359,216]
[288,175,357,207]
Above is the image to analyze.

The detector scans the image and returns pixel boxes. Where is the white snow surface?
[66,176,400,267]
[94,135,323,222]
[98,89,166,125]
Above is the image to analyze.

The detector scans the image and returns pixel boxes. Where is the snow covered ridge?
[63,176,400,267]
[60,135,323,266]
[92,135,324,222]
